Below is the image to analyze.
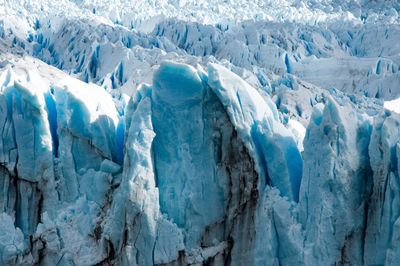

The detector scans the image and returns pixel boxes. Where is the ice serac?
[152,62,218,244]
[299,98,373,265]
[36,75,123,265]
[206,63,305,265]
[207,63,303,202]
[53,76,119,203]
[0,67,56,264]
[151,61,259,264]
[103,85,184,265]
[0,61,127,265]
[364,110,400,265]
[0,67,53,183]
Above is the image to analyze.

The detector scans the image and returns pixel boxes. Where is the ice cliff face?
[102,61,303,265]
[1,57,400,265]
[1,0,400,265]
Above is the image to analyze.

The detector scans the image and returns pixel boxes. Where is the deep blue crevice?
[34,18,41,30]
[27,33,34,43]
[83,71,89,83]
[375,59,382,75]
[117,62,124,84]
[114,116,125,165]
[36,33,43,44]
[44,88,59,157]
[76,54,86,73]
[284,137,303,202]
[250,123,270,189]
[89,45,100,79]
[122,36,132,48]
[110,74,116,89]
[285,53,292,74]
[5,91,14,120]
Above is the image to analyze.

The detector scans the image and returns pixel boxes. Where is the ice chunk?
[0,213,26,265]
[0,66,56,239]
[53,76,121,201]
[0,67,53,182]
[254,188,303,265]
[384,97,400,114]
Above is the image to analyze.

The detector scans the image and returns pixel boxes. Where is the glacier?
[1,0,400,265]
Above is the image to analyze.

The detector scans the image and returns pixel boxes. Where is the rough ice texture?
[299,98,373,265]
[207,63,302,202]
[0,3,399,263]
[1,54,400,265]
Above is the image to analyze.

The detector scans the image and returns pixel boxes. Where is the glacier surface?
[0,0,400,265]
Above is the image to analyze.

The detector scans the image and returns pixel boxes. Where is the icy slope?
[33,0,400,31]
[3,0,399,34]
[1,0,398,112]
[154,20,400,100]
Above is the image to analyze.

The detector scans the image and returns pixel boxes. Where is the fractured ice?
[1,0,400,265]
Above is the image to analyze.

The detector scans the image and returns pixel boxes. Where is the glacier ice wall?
[2,0,400,264]
[1,55,400,265]
[102,61,302,265]
[299,99,373,265]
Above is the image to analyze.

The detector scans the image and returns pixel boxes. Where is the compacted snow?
[0,0,400,265]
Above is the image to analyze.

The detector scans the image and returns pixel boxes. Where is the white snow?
[384,98,400,114]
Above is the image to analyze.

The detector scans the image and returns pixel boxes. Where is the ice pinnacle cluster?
[1,0,400,265]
